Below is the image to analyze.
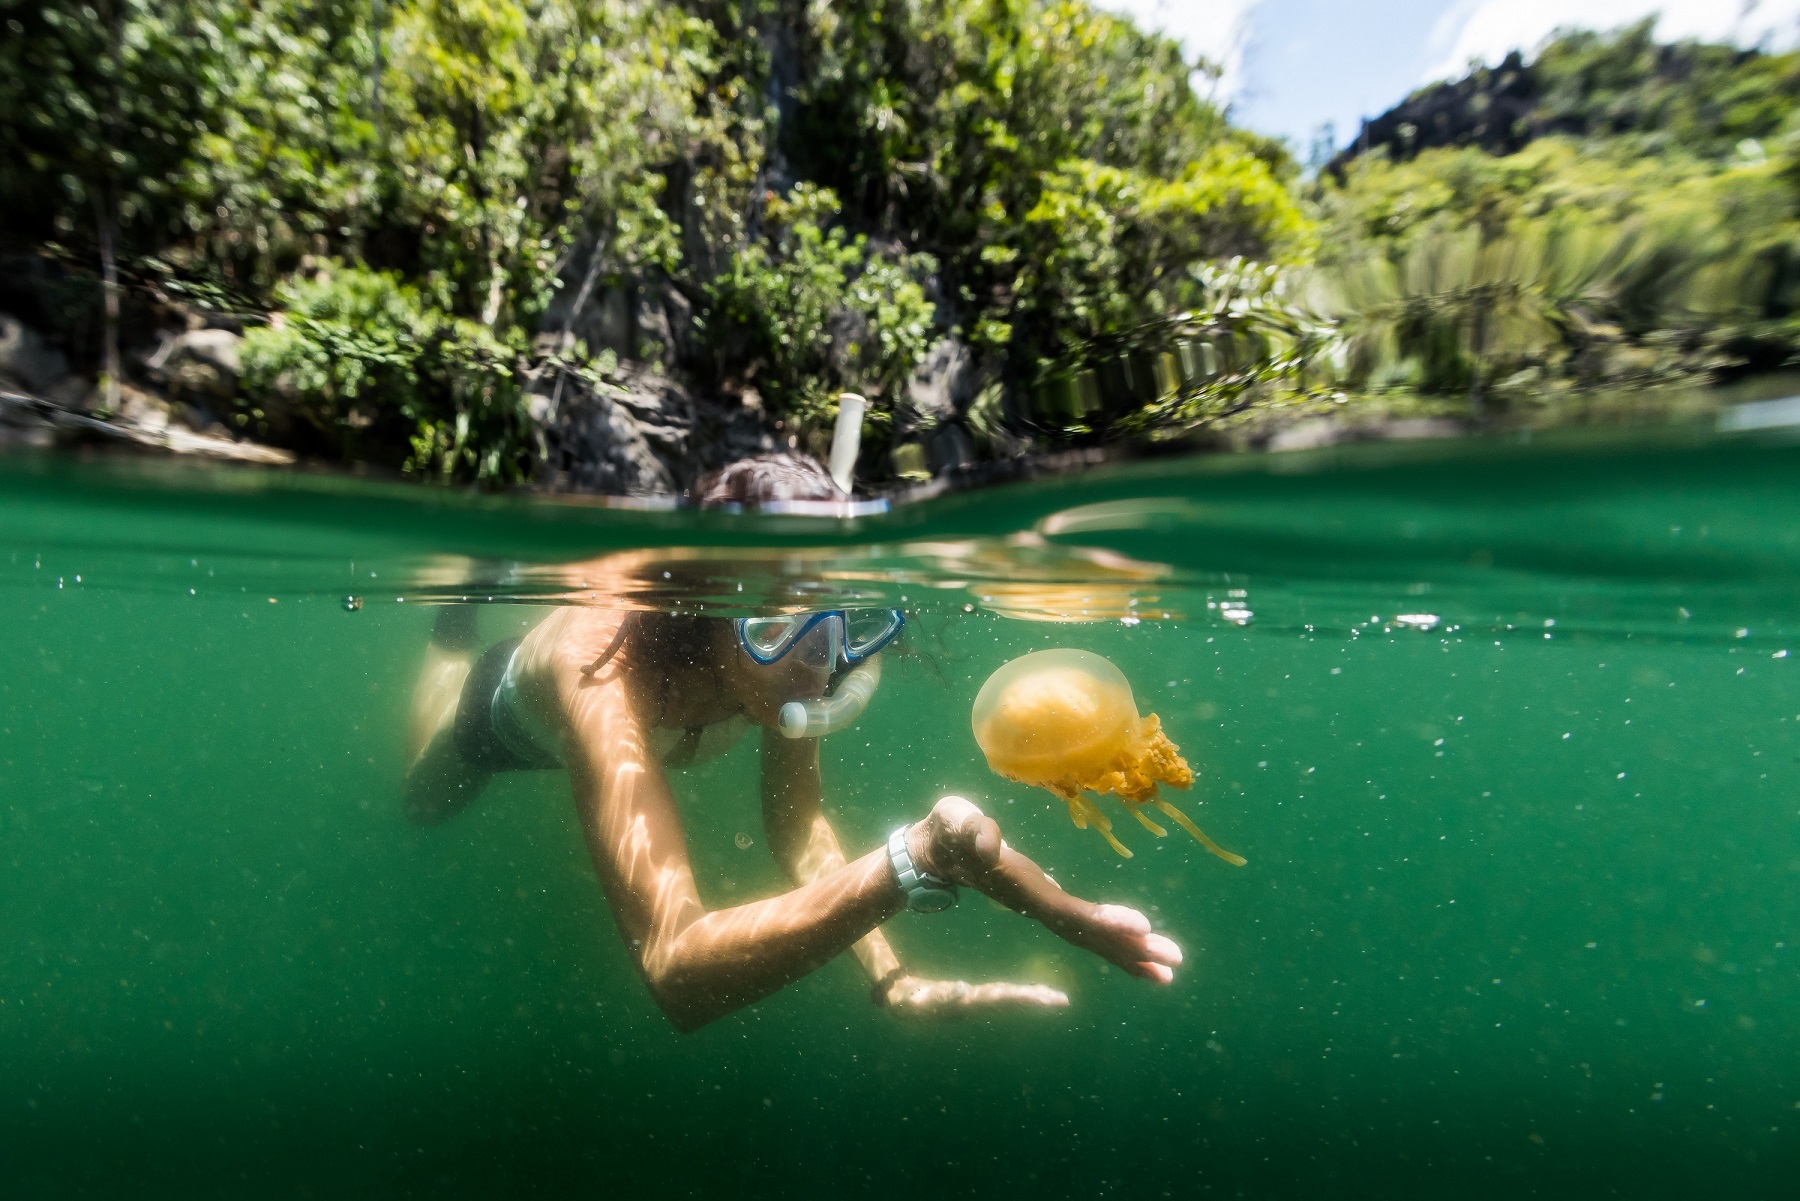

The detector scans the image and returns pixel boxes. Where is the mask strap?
[580,617,633,679]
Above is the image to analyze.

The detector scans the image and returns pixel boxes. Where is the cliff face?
[1329,52,1537,175]
[1331,23,1792,174]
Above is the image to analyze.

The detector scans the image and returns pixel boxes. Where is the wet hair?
[616,456,840,699]
[692,453,843,509]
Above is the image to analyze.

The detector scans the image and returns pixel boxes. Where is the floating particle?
[343,596,364,612]
[734,831,754,850]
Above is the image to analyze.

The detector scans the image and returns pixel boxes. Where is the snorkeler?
[402,454,1184,1032]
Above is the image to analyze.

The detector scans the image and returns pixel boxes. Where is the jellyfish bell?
[972,649,1138,783]
[972,648,1245,866]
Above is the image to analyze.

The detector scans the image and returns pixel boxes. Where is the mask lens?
[788,620,839,672]
[740,616,805,660]
[843,609,903,656]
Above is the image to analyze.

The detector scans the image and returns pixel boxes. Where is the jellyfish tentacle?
[1126,801,1169,838]
[1093,824,1134,858]
[1150,796,1247,867]
[1050,784,1091,830]
[1074,794,1133,858]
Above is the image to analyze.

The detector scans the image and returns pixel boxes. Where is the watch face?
[910,886,956,914]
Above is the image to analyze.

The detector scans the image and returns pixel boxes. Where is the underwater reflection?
[406,522,1175,625]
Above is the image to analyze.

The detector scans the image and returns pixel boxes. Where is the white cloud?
[1099,0,1263,102]
[1424,0,1800,83]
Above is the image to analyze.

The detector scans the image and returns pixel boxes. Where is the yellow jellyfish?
[971,648,1245,866]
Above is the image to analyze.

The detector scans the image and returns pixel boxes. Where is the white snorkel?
[827,392,866,495]
[774,392,888,740]
[778,654,883,739]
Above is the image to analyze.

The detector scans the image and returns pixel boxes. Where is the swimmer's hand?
[875,972,1069,1019]
[908,795,1184,985]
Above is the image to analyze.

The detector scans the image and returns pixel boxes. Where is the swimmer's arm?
[557,648,905,1033]
[908,797,1184,985]
[759,732,1072,1015]
[757,731,904,984]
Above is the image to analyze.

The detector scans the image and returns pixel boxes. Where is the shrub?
[703,184,936,432]
[241,265,535,482]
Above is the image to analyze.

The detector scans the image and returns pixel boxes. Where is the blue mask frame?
[735,610,905,667]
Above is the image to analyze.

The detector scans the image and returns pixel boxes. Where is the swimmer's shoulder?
[519,606,634,685]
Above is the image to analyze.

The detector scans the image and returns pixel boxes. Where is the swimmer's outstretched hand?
[907,796,1184,985]
[876,973,1069,1019]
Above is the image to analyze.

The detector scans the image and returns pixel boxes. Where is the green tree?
[0,0,228,408]
[703,184,936,436]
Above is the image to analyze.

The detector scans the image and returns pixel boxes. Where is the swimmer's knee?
[401,741,491,825]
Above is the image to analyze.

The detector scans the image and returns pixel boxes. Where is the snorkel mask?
[736,609,904,739]
[736,609,905,671]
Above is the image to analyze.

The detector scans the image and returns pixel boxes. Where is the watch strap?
[888,826,957,912]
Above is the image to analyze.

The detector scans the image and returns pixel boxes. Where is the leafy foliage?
[791,0,1304,370]
[0,0,1327,477]
[1309,21,1800,415]
[703,185,936,432]
[241,264,536,480]
[1531,21,1800,157]
[1025,259,1340,439]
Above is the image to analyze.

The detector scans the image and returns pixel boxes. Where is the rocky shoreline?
[0,296,1014,495]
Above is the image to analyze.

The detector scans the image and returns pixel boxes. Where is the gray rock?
[923,422,976,473]
[144,327,244,402]
[633,287,674,364]
[1265,417,1342,452]
[896,338,990,473]
[0,313,70,393]
[660,284,694,362]
[1263,414,1467,453]
[0,377,292,464]
[1376,417,1466,441]
[534,364,684,495]
[904,338,983,425]
[610,363,695,456]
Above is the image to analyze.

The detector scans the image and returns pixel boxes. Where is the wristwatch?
[888,826,958,913]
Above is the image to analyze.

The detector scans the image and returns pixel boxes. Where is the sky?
[1104,0,1800,157]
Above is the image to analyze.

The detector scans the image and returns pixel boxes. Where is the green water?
[3,432,1799,1198]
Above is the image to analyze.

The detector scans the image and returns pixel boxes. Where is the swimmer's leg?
[402,606,494,825]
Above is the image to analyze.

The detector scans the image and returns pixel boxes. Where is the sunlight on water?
[3,431,1799,1198]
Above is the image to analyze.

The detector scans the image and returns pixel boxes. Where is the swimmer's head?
[693,453,855,693]
[664,454,892,728]
[692,453,843,509]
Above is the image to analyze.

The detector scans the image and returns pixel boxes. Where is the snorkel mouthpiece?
[778,656,882,739]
